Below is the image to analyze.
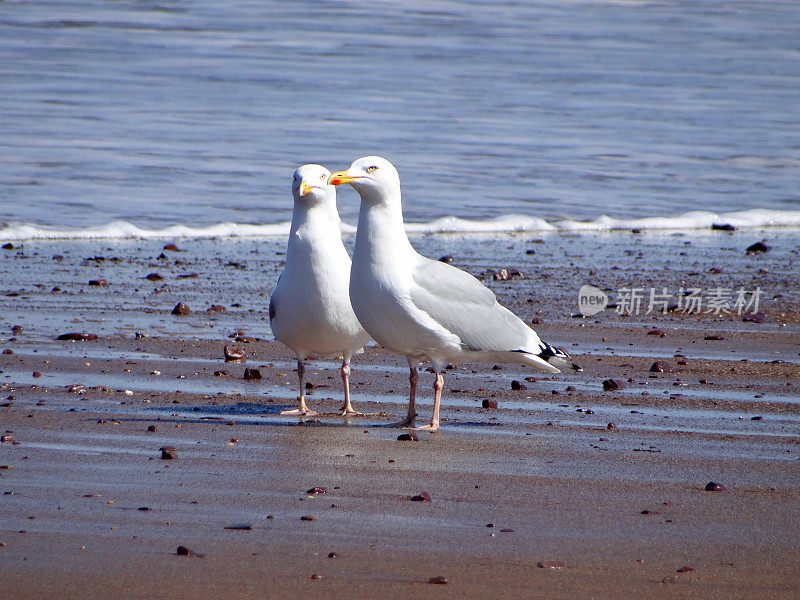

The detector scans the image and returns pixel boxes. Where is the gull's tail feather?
[538,342,582,372]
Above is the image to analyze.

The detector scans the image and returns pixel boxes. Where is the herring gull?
[270,164,371,416]
[329,156,578,430]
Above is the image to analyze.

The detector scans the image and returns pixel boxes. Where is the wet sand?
[1,232,799,598]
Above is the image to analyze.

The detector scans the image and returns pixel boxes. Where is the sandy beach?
[1,231,799,599]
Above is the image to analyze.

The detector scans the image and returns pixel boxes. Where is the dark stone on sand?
[677,566,695,573]
[438,255,453,263]
[243,367,262,380]
[235,336,257,343]
[307,487,327,495]
[300,515,316,521]
[428,576,448,585]
[711,223,736,231]
[537,561,565,569]
[310,573,322,580]
[176,545,202,556]
[745,241,770,254]
[32,371,41,378]
[224,345,246,362]
[328,552,339,559]
[630,228,641,234]
[57,333,98,341]
[511,380,527,390]
[159,446,177,460]
[207,304,226,312]
[704,335,724,341]
[224,523,253,530]
[411,492,431,502]
[11,325,22,334]
[213,370,229,377]
[493,268,522,281]
[397,433,419,441]
[708,267,724,274]
[138,506,150,511]
[2,243,14,250]
[742,311,766,323]
[171,302,191,315]
[647,329,666,337]
[531,317,543,325]
[602,379,622,391]
[482,399,498,409]
[650,361,674,373]
[705,481,728,492]
[2,349,12,355]
[1,434,14,444]
[607,422,617,430]
[145,273,163,281]
[147,425,157,432]
[88,279,108,286]
[163,243,179,251]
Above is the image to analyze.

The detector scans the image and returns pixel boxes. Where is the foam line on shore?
[2,209,800,241]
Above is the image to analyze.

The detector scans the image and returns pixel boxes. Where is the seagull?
[269,164,371,416]
[329,156,578,431]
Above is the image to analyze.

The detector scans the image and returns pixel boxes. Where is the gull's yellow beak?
[298,181,313,196]
[328,171,358,186]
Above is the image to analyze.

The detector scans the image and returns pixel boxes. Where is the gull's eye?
[320,173,326,179]
[366,165,378,173]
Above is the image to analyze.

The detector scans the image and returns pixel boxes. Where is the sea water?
[1,0,799,240]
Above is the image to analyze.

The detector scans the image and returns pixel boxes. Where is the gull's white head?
[328,156,400,203]
[292,164,334,204]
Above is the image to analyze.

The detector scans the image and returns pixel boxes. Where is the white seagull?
[269,164,371,416]
[329,156,578,431]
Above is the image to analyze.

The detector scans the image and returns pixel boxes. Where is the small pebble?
[307,487,327,495]
[745,241,770,254]
[300,515,317,521]
[159,446,177,460]
[602,379,622,391]
[411,492,431,502]
[705,481,728,492]
[428,576,448,585]
[56,333,98,341]
[482,399,498,409]
[649,361,673,373]
[742,312,766,324]
[224,345,246,362]
[397,433,419,441]
[511,380,527,390]
[243,368,262,380]
[171,302,191,315]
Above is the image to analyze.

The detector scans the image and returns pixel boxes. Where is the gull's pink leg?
[281,359,318,416]
[414,372,442,431]
[396,359,418,427]
[340,359,362,416]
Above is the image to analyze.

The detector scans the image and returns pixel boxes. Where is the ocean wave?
[2,209,800,241]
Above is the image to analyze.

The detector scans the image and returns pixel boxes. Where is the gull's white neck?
[289,197,341,239]
[353,187,415,271]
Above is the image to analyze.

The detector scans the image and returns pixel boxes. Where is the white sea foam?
[2,209,800,242]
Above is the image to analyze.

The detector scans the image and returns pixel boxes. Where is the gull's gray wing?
[409,258,541,353]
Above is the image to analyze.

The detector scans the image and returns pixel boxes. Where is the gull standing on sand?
[269,164,371,416]
[329,156,578,431]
